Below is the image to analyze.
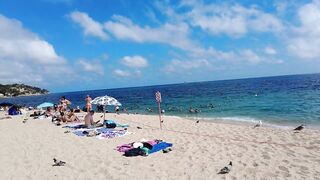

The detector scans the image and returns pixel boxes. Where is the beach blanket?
[73,129,94,136]
[63,123,87,129]
[96,128,129,139]
[116,140,159,152]
[72,127,130,139]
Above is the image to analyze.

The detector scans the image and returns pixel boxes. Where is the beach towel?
[96,129,129,139]
[72,127,130,138]
[73,129,94,136]
[63,123,87,129]
[149,142,173,154]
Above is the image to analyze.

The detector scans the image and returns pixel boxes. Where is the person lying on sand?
[84,110,101,128]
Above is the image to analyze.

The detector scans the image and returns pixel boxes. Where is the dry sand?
[0,111,319,180]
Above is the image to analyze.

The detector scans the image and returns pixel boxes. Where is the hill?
[0,84,49,97]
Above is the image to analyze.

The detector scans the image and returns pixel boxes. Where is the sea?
[1,73,320,128]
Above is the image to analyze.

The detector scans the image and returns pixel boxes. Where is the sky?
[0,0,320,92]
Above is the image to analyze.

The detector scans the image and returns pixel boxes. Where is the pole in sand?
[155,91,162,130]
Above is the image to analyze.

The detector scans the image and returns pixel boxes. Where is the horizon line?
[53,71,320,94]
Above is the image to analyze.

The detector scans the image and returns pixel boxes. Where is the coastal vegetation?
[0,84,49,97]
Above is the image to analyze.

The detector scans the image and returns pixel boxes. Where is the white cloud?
[264,47,277,55]
[0,14,73,85]
[190,46,236,61]
[101,53,108,60]
[287,0,320,59]
[182,3,283,37]
[163,59,210,73]
[113,69,131,77]
[240,49,262,64]
[0,15,65,64]
[69,11,108,40]
[275,1,288,13]
[120,55,148,68]
[104,15,196,51]
[77,59,104,75]
[134,70,142,77]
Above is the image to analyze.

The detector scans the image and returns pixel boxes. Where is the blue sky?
[0,0,320,92]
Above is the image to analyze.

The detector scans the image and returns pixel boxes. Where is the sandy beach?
[0,112,319,180]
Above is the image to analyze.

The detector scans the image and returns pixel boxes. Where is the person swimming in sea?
[189,106,200,113]
[189,106,195,113]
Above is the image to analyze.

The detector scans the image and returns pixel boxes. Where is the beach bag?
[103,120,116,128]
[124,148,146,157]
[8,107,18,115]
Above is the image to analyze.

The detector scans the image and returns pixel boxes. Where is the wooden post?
[155,91,162,130]
[157,101,162,130]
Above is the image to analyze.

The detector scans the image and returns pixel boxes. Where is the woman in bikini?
[85,95,92,112]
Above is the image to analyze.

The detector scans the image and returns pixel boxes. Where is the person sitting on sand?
[115,106,120,114]
[57,111,78,123]
[84,110,101,128]
[97,105,104,112]
[85,95,92,112]
[57,112,67,123]
[74,106,81,113]
[67,109,80,122]
[45,107,54,117]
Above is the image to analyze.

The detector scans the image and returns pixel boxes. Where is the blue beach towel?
[96,127,116,133]
[104,120,129,128]
[149,142,173,154]
[63,124,87,129]
[73,129,93,136]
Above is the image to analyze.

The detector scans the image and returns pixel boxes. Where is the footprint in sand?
[282,159,289,163]
[262,154,271,160]
[279,166,289,173]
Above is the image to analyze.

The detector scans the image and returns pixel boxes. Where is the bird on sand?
[294,124,304,131]
[52,158,66,166]
[196,120,199,123]
[218,161,232,174]
[253,120,262,128]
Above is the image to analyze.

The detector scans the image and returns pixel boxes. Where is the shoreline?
[0,93,48,99]
[117,112,320,131]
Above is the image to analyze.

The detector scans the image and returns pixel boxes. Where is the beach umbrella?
[91,95,122,106]
[0,102,13,107]
[37,102,54,109]
[91,95,122,120]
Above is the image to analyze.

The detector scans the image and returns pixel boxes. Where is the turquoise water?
[1,73,320,128]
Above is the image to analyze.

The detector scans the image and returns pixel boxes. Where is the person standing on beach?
[85,95,92,112]
[115,105,120,114]
[59,96,71,111]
